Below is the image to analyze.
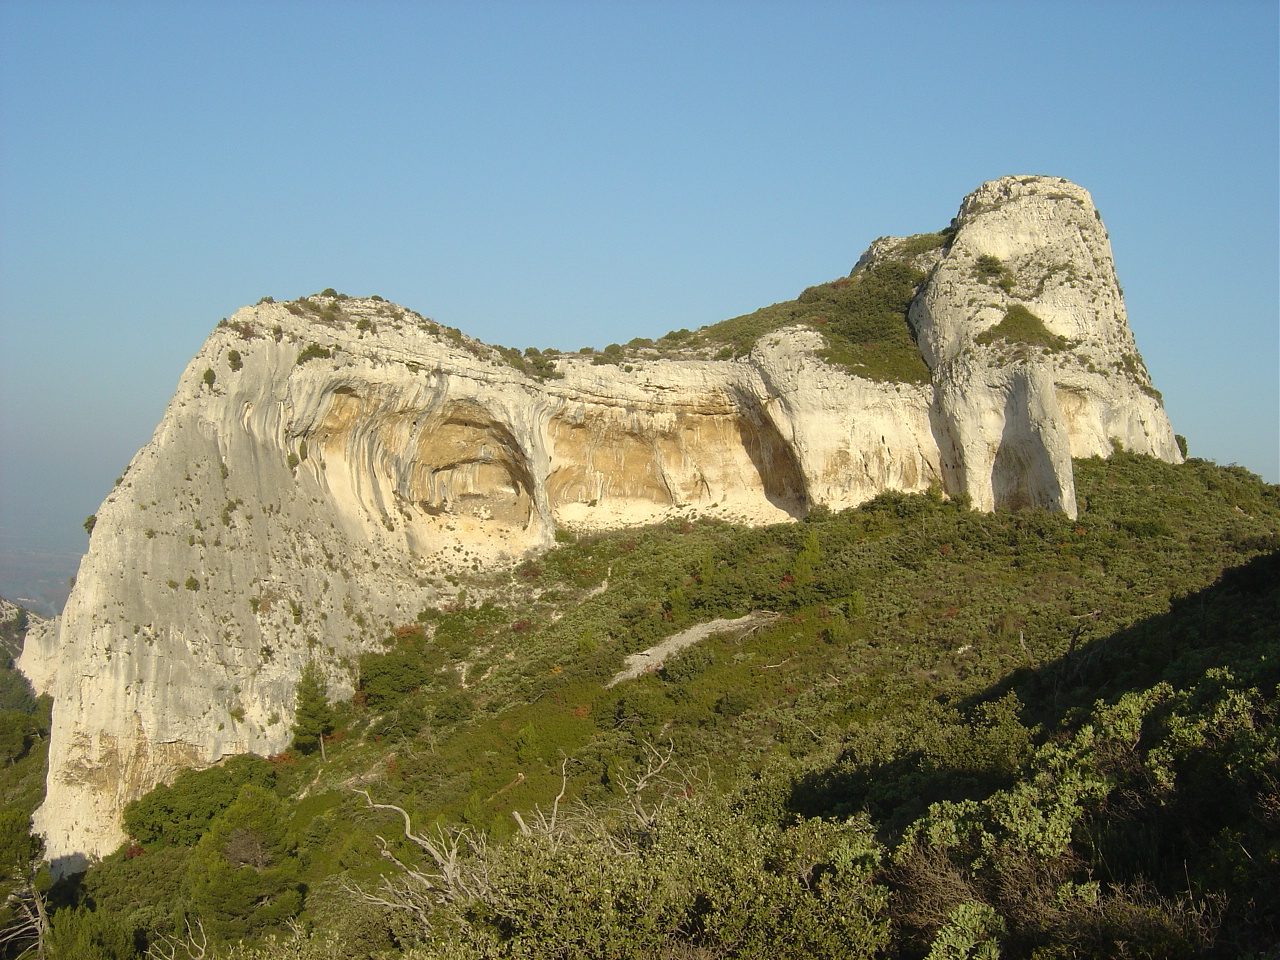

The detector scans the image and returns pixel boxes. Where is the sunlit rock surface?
[20,175,1180,865]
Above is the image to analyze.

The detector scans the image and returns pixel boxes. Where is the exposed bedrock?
[20,175,1180,865]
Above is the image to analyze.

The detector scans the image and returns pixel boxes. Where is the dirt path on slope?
[605,611,780,688]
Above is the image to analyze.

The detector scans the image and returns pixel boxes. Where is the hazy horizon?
[2,1,1276,612]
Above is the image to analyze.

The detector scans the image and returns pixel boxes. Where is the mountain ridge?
[19,175,1181,866]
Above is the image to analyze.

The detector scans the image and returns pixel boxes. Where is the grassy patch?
[694,257,932,383]
[975,304,1068,352]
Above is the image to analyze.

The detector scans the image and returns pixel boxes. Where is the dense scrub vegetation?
[2,453,1277,958]
[542,232,944,380]
[975,304,1068,354]
[673,235,941,381]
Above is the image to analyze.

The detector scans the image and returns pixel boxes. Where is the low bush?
[295,343,332,365]
[975,304,1067,352]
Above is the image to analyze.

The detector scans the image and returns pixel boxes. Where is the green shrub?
[420,800,890,958]
[295,343,332,365]
[975,304,1067,352]
[123,755,276,845]
[661,644,714,683]
[435,691,475,724]
[43,906,139,960]
[973,254,1004,278]
[897,230,953,257]
[972,254,1014,293]
[357,647,435,710]
[716,690,752,717]
[693,255,932,382]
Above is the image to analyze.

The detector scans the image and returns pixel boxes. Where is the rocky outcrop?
[914,176,1179,512]
[1,597,41,663]
[19,175,1180,867]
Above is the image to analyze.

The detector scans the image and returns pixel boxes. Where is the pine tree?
[791,527,821,586]
[291,661,334,760]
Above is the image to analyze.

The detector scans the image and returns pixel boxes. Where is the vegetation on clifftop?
[671,235,943,382]
[475,231,945,381]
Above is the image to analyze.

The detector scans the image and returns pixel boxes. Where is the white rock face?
[914,176,1180,512]
[19,175,1180,867]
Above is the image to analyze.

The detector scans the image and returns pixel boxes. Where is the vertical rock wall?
[914,176,1179,513]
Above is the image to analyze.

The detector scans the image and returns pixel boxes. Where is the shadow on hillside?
[986,546,1279,722]
[787,548,1280,835]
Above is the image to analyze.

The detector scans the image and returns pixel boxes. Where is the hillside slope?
[19,175,1181,866]
[17,452,1275,959]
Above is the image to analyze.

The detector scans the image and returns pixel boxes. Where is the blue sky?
[1,0,1276,611]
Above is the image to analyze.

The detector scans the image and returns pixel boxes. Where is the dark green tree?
[0,670,37,714]
[791,527,821,586]
[43,907,138,960]
[291,661,334,760]
[122,754,274,845]
[0,809,38,880]
[0,710,38,764]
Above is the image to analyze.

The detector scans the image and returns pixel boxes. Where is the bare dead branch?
[350,788,486,905]
[620,739,681,829]
[483,772,525,803]
[147,917,209,960]
[0,882,48,956]
[512,757,572,838]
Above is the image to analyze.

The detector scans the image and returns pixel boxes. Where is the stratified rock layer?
[19,175,1180,865]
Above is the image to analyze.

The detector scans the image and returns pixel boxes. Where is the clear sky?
[1,0,1276,612]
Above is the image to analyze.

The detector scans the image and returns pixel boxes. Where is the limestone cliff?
[19,175,1180,867]
[1,597,41,663]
